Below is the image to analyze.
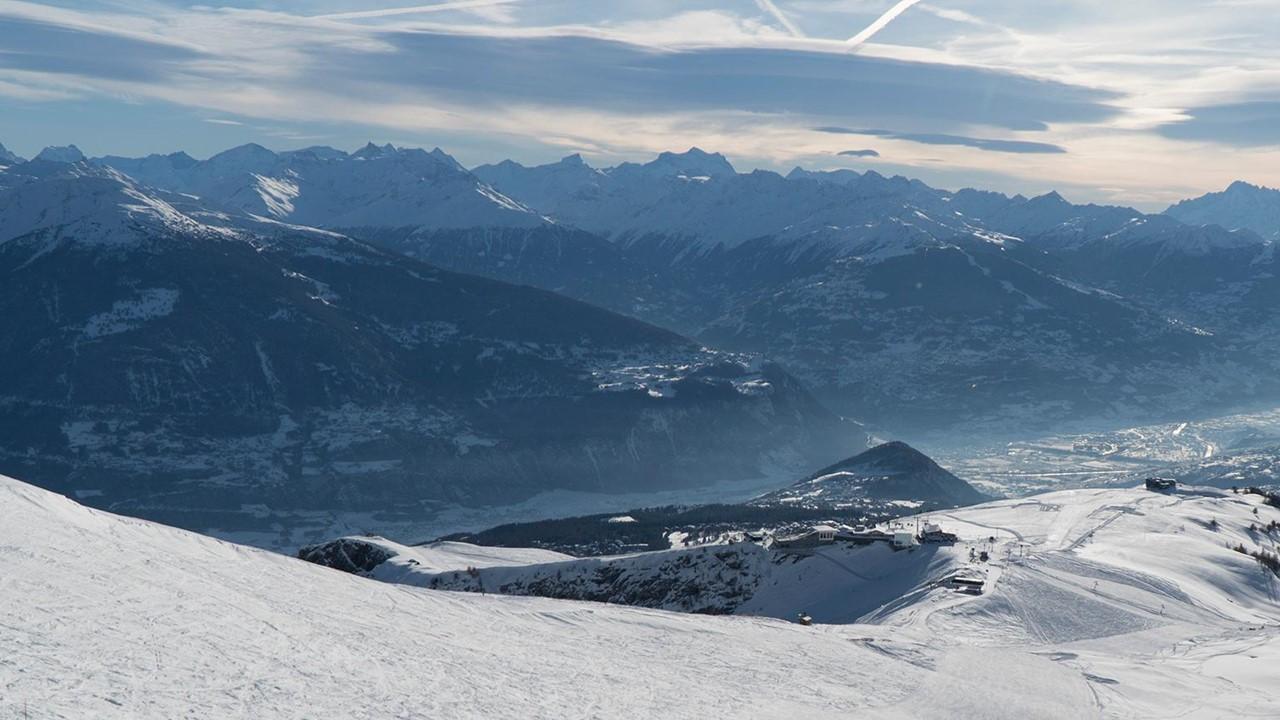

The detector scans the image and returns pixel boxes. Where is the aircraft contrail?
[755,0,805,38]
[316,0,519,21]
[847,0,923,48]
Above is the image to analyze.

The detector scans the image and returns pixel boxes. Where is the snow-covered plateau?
[6,472,1277,718]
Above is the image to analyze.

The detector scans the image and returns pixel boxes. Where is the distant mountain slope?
[754,441,986,508]
[692,233,1251,431]
[0,157,859,548]
[1166,181,1280,240]
[352,224,680,322]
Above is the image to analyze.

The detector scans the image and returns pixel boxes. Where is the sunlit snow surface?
[1,475,1086,719]
[5,475,1278,718]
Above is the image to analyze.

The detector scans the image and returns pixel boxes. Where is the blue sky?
[1,1,1279,208]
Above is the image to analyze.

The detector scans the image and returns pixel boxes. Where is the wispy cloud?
[817,127,1066,153]
[315,0,521,21]
[838,148,880,157]
[754,0,804,38]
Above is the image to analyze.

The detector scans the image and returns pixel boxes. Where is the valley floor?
[935,404,1280,495]
[203,466,799,553]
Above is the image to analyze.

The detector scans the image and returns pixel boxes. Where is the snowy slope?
[317,533,968,623]
[303,485,1280,717]
[2,473,1114,719]
[320,486,1279,629]
[299,535,572,575]
[0,160,238,246]
[307,479,1269,712]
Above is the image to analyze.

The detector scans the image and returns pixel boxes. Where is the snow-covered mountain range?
[74,142,1280,436]
[98,142,545,231]
[0,150,860,549]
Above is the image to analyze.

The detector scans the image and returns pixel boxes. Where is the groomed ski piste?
[3,474,1278,718]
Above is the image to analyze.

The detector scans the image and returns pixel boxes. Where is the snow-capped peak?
[206,143,278,169]
[1166,179,1280,239]
[281,146,348,161]
[557,153,588,168]
[34,144,86,164]
[352,141,397,160]
[642,147,736,178]
[419,147,467,172]
[1029,190,1069,205]
[0,141,22,165]
[1226,179,1268,194]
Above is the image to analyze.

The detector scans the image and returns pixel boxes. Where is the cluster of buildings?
[773,521,958,551]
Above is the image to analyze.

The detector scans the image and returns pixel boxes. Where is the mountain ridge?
[1166,179,1280,240]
